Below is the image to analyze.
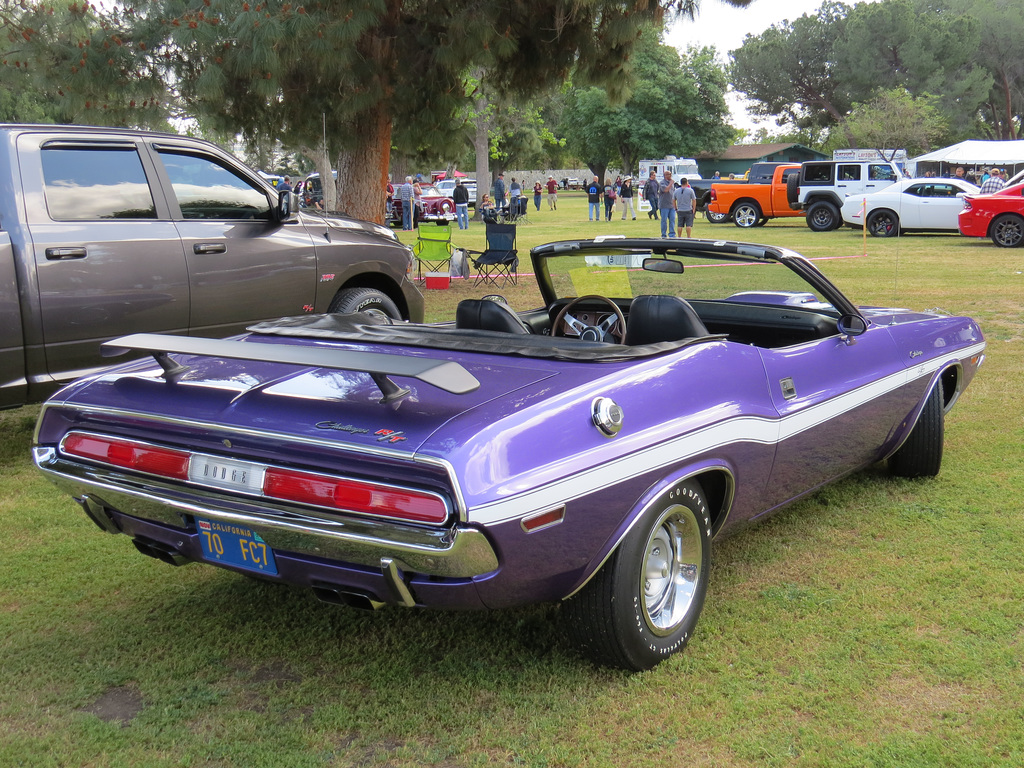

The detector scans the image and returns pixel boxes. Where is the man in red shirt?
[546,175,559,210]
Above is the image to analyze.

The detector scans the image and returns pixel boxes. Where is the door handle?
[44,247,87,260]
[193,243,226,254]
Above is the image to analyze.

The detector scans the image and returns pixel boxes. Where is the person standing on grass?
[399,176,414,230]
[673,177,697,238]
[453,178,470,230]
[603,179,617,221]
[658,169,676,237]
[412,177,424,228]
[546,175,558,210]
[494,173,507,210]
[533,180,543,211]
[619,177,636,220]
[643,170,659,220]
[586,176,602,221]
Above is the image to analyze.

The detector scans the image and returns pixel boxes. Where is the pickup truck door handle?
[44,247,87,260]
[193,243,226,254]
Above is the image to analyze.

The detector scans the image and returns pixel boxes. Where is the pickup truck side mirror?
[277,190,299,222]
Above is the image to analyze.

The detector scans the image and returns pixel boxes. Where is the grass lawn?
[2,192,1022,767]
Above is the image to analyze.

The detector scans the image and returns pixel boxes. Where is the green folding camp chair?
[412,223,454,281]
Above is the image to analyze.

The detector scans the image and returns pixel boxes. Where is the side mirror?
[837,314,868,344]
[278,190,298,222]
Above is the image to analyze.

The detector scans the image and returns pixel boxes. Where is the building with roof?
[695,143,828,179]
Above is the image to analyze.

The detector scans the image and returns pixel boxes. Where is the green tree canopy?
[844,88,947,155]
[3,0,754,219]
[730,0,1019,147]
[1,0,168,128]
[730,1,853,137]
[142,0,734,220]
[837,0,989,139]
[946,0,1024,139]
[561,32,734,179]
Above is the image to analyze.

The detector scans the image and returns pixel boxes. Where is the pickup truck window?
[41,147,156,221]
[157,150,272,221]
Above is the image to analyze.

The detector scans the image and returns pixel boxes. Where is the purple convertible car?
[33,237,985,670]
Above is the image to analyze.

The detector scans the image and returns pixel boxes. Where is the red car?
[958,182,1024,247]
[388,183,456,227]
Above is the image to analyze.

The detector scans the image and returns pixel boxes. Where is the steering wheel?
[552,295,626,344]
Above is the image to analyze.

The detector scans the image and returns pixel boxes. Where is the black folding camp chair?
[466,222,518,287]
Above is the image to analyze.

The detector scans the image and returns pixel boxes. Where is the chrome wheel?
[641,504,703,635]
[733,203,761,228]
[563,480,711,670]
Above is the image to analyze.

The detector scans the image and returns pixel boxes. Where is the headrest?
[455,299,532,334]
[624,295,709,346]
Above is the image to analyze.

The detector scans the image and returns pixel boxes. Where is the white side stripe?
[468,342,985,526]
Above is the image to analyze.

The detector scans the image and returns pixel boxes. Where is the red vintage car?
[958,182,1024,247]
[388,183,456,227]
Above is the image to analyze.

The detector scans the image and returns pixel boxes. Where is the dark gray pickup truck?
[0,124,423,409]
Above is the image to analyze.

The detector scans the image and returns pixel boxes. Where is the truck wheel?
[563,481,711,671]
[867,209,900,237]
[807,201,840,232]
[732,202,762,228]
[990,214,1024,247]
[705,210,730,224]
[786,173,800,206]
[328,288,402,322]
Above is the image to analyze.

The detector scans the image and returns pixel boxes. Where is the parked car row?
[703,156,1024,248]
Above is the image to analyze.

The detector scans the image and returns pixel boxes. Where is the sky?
[663,0,836,132]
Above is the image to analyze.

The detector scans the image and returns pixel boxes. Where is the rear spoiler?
[101,333,480,402]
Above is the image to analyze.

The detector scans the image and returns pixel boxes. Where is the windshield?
[537,249,833,310]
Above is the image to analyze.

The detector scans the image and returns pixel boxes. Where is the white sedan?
[841,178,979,237]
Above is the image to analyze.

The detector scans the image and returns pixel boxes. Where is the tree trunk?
[311,142,334,212]
[473,97,490,218]
[586,163,608,184]
[337,103,392,224]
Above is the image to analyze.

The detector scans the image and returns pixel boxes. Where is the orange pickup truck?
[707,164,802,228]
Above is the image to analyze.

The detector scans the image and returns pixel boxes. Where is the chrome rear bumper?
[34,448,499,579]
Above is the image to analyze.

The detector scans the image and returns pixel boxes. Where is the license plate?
[196,517,278,575]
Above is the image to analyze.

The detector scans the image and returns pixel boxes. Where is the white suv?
[787,160,902,231]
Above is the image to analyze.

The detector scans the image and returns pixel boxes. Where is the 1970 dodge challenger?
[33,237,985,670]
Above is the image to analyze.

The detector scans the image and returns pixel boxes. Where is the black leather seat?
[455,299,532,334]
[624,294,709,345]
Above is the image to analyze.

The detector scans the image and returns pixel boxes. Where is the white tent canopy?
[910,140,1024,175]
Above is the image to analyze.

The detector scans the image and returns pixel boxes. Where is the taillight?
[60,431,449,525]
[62,433,190,480]
[710,189,717,201]
[263,467,448,524]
